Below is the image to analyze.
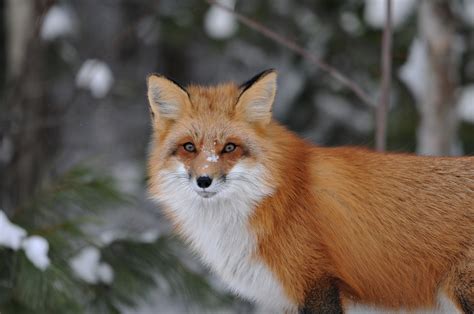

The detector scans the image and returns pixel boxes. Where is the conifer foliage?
[0,167,226,313]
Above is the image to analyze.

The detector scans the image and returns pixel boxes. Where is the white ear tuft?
[147,74,189,121]
[236,70,277,124]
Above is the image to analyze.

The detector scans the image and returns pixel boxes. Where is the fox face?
[146,71,297,312]
[169,135,251,198]
[147,70,278,204]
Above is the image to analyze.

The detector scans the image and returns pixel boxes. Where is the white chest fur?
[155,165,296,312]
[167,197,295,312]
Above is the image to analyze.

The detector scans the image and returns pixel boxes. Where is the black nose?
[196,176,213,189]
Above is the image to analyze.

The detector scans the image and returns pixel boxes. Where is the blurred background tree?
[0,0,473,313]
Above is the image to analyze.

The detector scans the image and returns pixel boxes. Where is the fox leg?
[299,277,343,314]
[453,265,473,314]
[443,253,473,314]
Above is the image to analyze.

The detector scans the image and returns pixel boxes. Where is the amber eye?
[223,143,236,153]
[183,142,196,152]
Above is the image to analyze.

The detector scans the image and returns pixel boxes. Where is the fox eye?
[223,143,236,153]
[183,142,196,152]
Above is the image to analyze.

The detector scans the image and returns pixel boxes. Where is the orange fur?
[251,137,473,309]
[146,71,474,312]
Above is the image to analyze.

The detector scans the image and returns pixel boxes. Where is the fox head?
[146,70,278,206]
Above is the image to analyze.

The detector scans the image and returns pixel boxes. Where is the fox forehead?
[160,83,245,144]
[160,120,242,155]
[184,83,242,116]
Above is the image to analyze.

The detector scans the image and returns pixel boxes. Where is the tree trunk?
[416,0,462,156]
[0,0,56,214]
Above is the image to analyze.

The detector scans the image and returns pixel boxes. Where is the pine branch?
[1,166,229,313]
[100,237,231,310]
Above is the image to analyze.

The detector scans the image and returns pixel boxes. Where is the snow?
[99,227,161,248]
[206,154,219,162]
[99,230,126,246]
[399,38,427,100]
[339,12,363,35]
[76,59,114,98]
[0,210,27,250]
[100,228,161,246]
[462,1,474,26]
[97,263,114,284]
[364,0,416,29]
[457,85,474,123]
[139,230,160,243]
[40,5,76,41]
[70,247,101,283]
[22,236,51,271]
[112,161,142,194]
[0,211,51,271]
[204,0,238,39]
[69,246,114,284]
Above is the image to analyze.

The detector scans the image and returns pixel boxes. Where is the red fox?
[146,70,473,313]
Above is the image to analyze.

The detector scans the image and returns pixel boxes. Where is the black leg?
[457,296,473,314]
[453,262,474,314]
[299,278,343,314]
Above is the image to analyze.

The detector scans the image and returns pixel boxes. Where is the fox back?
[146,70,474,313]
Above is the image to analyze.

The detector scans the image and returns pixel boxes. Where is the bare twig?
[205,0,376,108]
[376,0,392,152]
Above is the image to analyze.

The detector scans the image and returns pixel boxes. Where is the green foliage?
[0,166,229,314]
[99,237,230,311]
[22,166,125,225]
[0,248,84,314]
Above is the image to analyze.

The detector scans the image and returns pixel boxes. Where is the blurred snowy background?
[0,0,473,313]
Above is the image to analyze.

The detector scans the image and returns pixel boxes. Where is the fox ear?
[147,74,189,122]
[236,69,277,124]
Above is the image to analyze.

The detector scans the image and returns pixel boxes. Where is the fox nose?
[196,176,213,189]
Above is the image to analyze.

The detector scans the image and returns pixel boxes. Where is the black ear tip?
[240,68,278,91]
[263,68,277,75]
[255,69,277,79]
